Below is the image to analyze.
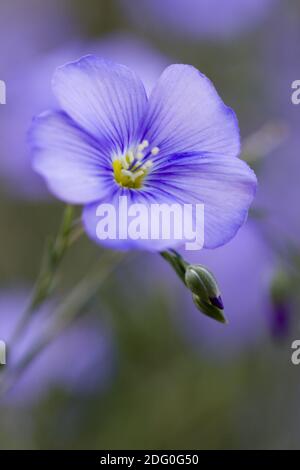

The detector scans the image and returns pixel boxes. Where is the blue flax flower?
[30,56,257,251]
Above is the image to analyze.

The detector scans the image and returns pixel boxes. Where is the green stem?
[160,249,188,285]
[10,205,80,348]
[30,205,77,310]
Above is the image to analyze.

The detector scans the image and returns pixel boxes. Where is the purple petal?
[139,64,240,161]
[210,295,224,310]
[52,55,148,152]
[30,111,113,204]
[147,152,257,248]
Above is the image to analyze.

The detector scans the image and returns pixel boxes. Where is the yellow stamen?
[112,141,157,189]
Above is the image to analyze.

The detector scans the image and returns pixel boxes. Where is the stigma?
[113,140,159,189]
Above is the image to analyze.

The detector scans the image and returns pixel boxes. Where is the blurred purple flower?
[257,7,300,247]
[0,0,78,198]
[30,56,256,251]
[0,289,115,404]
[0,0,75,77]
[175,222,274,357]
[1,46,83,199]
[120,0,276,41]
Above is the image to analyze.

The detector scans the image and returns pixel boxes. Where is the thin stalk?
[9,205,80,348]
[0,251,126,396]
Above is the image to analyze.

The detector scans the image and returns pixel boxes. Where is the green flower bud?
[185,265,222,304]
[192,294,227,324]
[160,250,227,324]
[185,265,227,324]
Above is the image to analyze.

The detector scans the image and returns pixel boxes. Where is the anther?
[136,152,144,160]
[151,146,160,156]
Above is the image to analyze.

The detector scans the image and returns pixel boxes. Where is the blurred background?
[0,0,300,450]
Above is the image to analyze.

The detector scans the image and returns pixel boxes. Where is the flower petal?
[139,64,240,161]
[146,152,257,248]
[30,111,113,204]
[52,55,148,152]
